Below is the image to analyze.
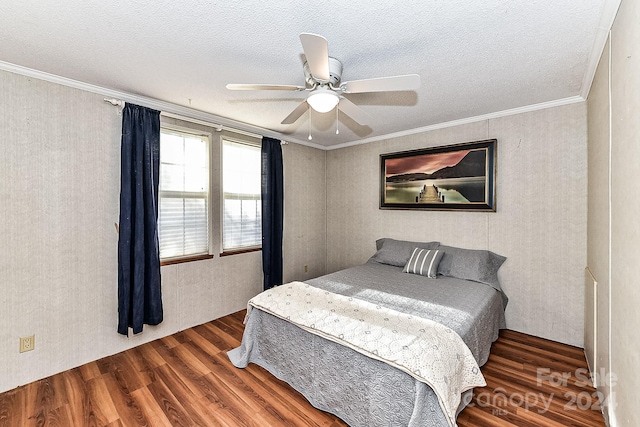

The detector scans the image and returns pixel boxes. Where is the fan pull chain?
[308,109,313,140]
[336,107,340,135]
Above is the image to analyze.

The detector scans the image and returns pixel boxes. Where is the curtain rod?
[102,98,288,144]
[104,98,125,108]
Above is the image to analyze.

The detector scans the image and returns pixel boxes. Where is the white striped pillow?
[402,248,444,278]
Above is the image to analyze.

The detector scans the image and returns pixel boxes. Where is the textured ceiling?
[0,0,614,147]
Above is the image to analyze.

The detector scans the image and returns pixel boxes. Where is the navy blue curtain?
[117,103,163,335]
[261,137,284,290]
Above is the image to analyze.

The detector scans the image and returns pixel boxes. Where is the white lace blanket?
[247,281,486,427]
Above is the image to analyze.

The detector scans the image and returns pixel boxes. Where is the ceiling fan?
[226,33,421,126]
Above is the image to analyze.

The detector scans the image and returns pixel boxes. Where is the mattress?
[228,261,506,426]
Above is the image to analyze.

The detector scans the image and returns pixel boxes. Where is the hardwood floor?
[0,310,605,427]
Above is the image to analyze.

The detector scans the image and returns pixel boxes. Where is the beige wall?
[587,0,640,425]
[282,142,327,282]
[326,103,588,347]
[0,69,326,393]
[586,35,612,424]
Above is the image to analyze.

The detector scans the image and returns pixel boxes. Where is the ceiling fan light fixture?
[227,33,419,126]
[306,87,339,113]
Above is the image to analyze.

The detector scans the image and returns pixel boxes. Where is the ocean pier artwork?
[417,184,444,203]
[415,183,472,204]
[380,139,496,211]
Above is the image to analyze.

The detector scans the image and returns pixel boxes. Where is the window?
[222,139,262,252]
[158,127,211,261]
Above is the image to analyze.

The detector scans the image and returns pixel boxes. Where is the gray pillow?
[370,238,440,267]
[436,245,506,289]
[402,248,444,278]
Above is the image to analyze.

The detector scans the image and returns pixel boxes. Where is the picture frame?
[380,139,496,211]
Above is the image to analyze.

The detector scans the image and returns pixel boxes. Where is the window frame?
[219,136,262,256]
[158,124,214,265]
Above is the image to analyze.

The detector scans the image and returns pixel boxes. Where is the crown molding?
[579,0,621,99]
[0,60,327,149]
[1,59,587,152]
[324,95,586,150]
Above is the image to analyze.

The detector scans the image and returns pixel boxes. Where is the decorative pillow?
[436,245,506,289]
[402,248,444,278]
[370,238,440,267]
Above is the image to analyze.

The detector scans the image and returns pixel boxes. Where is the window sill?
[219,247,262,257]
[161,254,213,266]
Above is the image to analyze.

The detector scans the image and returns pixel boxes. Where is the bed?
[228,238,507,427]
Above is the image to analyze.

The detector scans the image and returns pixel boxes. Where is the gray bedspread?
[228,261,506,426]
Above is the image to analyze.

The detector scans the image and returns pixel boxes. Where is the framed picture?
[380,139,496,211]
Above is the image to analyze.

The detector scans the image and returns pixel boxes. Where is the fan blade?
[281,101,309,125]
[226,84,305,91]
[340,74,421,93]
[299,33,330,81]
[338,97,371,125]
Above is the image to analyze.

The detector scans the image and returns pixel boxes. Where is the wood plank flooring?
[0,310,606,426]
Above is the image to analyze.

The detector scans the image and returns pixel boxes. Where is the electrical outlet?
[20,335,35,353]
[304,265,309,273]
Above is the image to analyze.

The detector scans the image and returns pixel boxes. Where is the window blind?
[222,140,262,251]
[158,130,210,259]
